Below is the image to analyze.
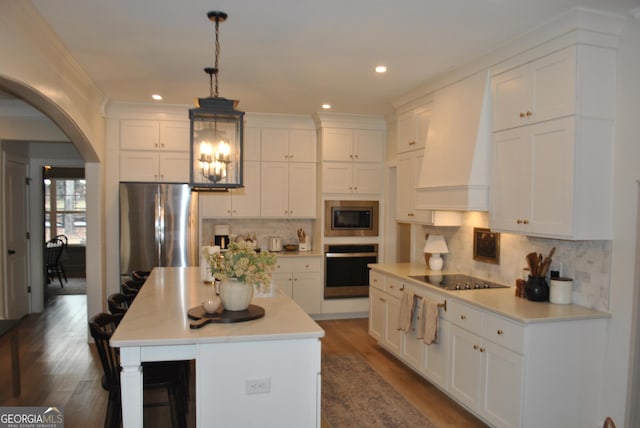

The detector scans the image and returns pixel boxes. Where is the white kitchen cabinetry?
[261,162,316,218]
[492,47,576,132]
[322,162,382,195]
[260,128,316,162]
[368,271,385,341]
[272,257,322,314]
[260,128,317,218]
[490,45,615,239]
[320,127,384,195]
[321,128,384,162]
[119,120,190,182]
[199,161,261,218]
[368,267,607,428]
[397,105,430,153]
[446,301,524,428]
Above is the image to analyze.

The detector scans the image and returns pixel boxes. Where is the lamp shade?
[423,235,449,255]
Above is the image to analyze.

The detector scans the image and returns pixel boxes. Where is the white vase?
[219,278,254,311]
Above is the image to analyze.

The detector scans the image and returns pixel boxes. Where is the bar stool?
[107,293,135,315]
[89,312,188,428]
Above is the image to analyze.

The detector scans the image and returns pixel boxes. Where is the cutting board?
[188,304,265,329]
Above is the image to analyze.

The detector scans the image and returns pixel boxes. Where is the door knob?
[8,249,16,254]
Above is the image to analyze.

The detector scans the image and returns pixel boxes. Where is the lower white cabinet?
[368,268,607,428]
[449,324,524,428]
[272,257,322,314]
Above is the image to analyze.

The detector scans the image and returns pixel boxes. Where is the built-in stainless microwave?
[324,200,379,237]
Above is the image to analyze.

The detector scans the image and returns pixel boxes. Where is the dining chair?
[54,234,69,284]
[45,238,65,287]
[89,312,188,428]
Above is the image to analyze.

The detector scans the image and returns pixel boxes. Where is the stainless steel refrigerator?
[119,182,199,278]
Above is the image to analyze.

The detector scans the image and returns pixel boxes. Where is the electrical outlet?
[246,377,271,394]
[550,262,563,278]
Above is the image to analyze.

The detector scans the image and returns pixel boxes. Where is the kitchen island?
[369,263,610,428]
[111,267,324,428]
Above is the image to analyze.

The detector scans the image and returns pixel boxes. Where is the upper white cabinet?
[321,128,384,162]
[492,48,576,132]
[490,45,616,239]
[316,115,386,196]
[260,128,316,162]
[119,119,190,182]
[397,105,430,153]
[199,161,261,218]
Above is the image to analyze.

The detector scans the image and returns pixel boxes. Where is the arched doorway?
[0,78,102,323]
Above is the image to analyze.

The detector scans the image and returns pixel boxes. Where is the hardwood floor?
[0,295,486,428]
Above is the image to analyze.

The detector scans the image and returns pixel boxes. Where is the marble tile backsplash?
[418,212,611,311]
[202,219,315,252]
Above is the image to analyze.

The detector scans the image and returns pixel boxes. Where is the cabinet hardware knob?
[350,154,354,159]
[161,143,165,148]
[460,315,467,320]
[526,111,532,116]
[155,143,159,147]
[497,329,504,335]
[409,141,416,145]
[380,297,386,302]
[389,285,395,289]
[523,219,529,224]
[516,219,522,224]
[355,154,359,159]
[400,285,405,291]
[8,250,15,255]
[519,112,526,118]
[408,213,414,217]
[473,344,479,350]
[480,347,486,353]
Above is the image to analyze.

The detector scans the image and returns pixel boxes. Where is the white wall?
[603,14,640,425]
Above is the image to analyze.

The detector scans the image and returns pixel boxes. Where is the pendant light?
[189,11,244,190]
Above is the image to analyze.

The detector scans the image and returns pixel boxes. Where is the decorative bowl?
[282,244,299,252]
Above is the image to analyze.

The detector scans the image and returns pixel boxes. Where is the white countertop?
[111,267,324,348]
[369,263,610,324]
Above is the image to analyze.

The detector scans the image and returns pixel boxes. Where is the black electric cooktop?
[408,274,509,291]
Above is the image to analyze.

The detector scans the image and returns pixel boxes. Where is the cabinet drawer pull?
[409,141,416,146]
[473,344,479,350]
[516,219,522,224]
[526,111,532,116]
[497,329,504,335]
[408,213,415,217]
[519,112,526,118]
[460,315,467,320]
[379,297,386,303]
[479,347,486,353]
[389,284,395,289]
[523,219,529,224]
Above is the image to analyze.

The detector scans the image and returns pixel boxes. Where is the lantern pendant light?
[189,10,244,190]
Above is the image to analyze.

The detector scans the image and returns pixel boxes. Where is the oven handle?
[325,252,378,258]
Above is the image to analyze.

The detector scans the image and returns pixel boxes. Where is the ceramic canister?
[549,277,573,304]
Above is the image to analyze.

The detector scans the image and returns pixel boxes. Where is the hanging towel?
[421,298,440,345]
[397,290,415,332]
[415,297,425,339]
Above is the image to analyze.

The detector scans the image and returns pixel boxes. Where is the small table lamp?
[423,235,449,271]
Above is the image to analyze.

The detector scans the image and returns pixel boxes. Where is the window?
[43,167,86,245]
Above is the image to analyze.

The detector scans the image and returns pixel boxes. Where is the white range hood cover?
[416,70,492,211]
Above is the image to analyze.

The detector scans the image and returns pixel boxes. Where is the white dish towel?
[397,290,415,332]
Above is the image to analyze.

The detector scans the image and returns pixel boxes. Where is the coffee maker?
[213,224,231,250]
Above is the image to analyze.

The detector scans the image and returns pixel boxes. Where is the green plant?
[208,241,277,286]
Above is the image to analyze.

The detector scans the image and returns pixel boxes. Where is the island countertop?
[111,266,324,348]
[369,263,610,324]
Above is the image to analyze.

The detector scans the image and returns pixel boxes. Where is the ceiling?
[10,1,640,117]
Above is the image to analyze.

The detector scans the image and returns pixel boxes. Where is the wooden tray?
[188,304,265,329]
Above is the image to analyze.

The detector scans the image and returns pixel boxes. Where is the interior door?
[4,157,30,318]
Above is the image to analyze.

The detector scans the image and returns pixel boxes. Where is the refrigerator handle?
[155,191,164,264]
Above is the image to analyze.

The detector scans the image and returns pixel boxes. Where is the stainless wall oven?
[324,244,378,299]
[324,200,379,237]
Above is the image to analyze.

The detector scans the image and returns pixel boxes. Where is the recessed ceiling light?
[152,94,163,101]
[375,65,387,73]
[322,103,332,110]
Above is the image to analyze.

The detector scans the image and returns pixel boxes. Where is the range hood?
[416,70,491,211]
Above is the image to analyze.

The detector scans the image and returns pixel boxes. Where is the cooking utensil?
[526,252,539,276]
